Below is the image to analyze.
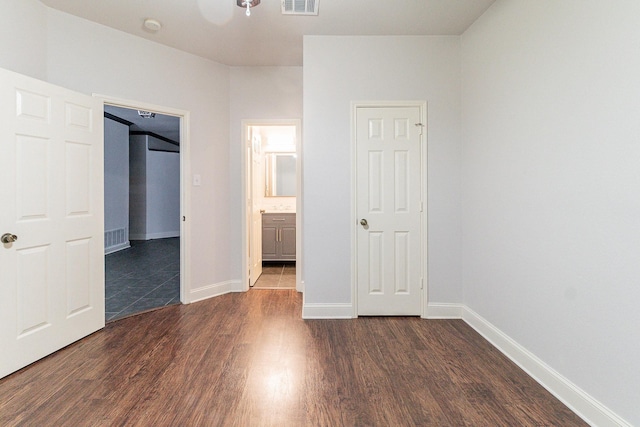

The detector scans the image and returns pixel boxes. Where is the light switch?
[193,174,201,186]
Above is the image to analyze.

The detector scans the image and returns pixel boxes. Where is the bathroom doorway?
[242,120,302,292]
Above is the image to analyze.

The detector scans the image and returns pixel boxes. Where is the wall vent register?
[282,0,318,15]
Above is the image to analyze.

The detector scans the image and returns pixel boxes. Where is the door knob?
[1,233,18,244]
[360,219,368,227]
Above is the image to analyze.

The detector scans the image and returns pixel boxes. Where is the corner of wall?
[188,280,244,304]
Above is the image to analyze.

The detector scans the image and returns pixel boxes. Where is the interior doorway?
[242,120,302,292]
[101,97,190,321]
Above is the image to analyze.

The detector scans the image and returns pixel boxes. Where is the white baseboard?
[188,280,243,304]
[129,231,180,241]
[461,306,631,427]
[302,303,354,319]
[104,242,130,255]
[425,302,463,319]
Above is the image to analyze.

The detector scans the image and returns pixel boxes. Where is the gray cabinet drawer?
[262,213,295,225]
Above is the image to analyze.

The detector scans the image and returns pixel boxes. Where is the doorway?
[242,120,302,292]
[101,97,190,321]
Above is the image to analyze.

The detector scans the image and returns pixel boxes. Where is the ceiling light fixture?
[237,0,260,16]
[143,18,162,32]
[138,110,156,119]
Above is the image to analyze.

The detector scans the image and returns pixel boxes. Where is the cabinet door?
[262,226,278,260]
[280,226,296,260]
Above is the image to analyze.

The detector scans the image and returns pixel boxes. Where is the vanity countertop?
[262,210,295,214]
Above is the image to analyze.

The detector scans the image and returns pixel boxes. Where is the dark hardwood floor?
[0,291,586,426]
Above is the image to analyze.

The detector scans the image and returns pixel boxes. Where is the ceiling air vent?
[281,0,318,15]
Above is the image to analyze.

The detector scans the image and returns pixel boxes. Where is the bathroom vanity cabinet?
[262,213,296,261]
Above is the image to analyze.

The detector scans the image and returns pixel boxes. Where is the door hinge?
[415,123,424,135]
[182,216,186,222]
[420,202,424,212]
[420,278,424,289]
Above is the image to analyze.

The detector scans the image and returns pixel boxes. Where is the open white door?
[248,127,262,287]
[0,68,104,378]
[250,135,263,286]
[356,106,423,315]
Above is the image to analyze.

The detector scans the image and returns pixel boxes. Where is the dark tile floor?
[105,238,180,322]
[252,262,296,289]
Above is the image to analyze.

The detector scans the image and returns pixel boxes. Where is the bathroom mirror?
[265,153,296,197]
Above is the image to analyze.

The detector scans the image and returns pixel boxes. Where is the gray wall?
[146,137,180,239]
[461,1,640,424]
[129,135,147,239]
[229,66,303,277]
[0,0,47,80]
[129,135,180,240]
[104,117,130,251]
[42,4,231,291]
[302,36,463,308]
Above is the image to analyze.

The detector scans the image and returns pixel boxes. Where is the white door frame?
[241,119,302,293]
[96,94,191,303]
[351,101,428,318]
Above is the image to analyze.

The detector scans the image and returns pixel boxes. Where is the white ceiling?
[39,0,496,66]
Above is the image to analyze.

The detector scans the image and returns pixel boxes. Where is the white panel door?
[0,67,104,378]
[356,106,423,315]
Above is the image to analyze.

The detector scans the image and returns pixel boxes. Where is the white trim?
[419,303,631,426]
[189,280,244,303]
[295,122,303,293]
[104,242,130,255]
[240,119,303,295]
[95,94,191,305]
[351,101,428,318]
[351,104,358,318]
[460,306,632,427]
[129,231,180,241]
[425,303,463,319]
[302,303,354,319]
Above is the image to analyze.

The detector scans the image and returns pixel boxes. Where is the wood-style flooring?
[0,291,586,426]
